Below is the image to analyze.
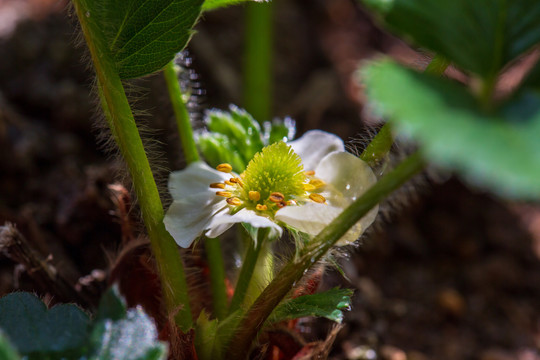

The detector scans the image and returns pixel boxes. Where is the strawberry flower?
[164,130,378,247]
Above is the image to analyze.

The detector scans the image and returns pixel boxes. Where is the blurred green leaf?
[0,292,89,357]
[203,0,268,11]
[77,0,203,79]
[362,59,540,199]
[0,331,21,360]
[361,0,540,79]
[269,288,353,323]
[89,307,167,360]
[95,285,127,322]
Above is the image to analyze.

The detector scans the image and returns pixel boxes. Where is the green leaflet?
[0,292,89,357]
[269,288,354,324]
[76,0,203,79]
[0,288,167,360]
[203,0,268,11]
[361,0,540,79]
[363,59,540,199]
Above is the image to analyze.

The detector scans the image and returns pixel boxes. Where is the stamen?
[226,197,242,206]
[302,183,316,191]
[230,177,244,187]
[277,201,287,209]
[269,192,285,203]
[216,163,233,173]
[224,180,235,186]
[256,204,268,211]
[216,191,233,197]
[309,178,326,189]
[309,193,326,203]
[210,182,225,189]
[304,170,315,176]
[248,191,261,201]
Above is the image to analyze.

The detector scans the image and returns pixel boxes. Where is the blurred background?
[0,0,539,359]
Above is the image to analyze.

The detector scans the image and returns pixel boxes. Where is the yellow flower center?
[212,142,326,215]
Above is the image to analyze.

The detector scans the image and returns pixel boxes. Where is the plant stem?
[225,152,425,359]
[205,237,228,320]
[228,229,268,315]
[244,2,273,122]
[163,60,200,164]
[73,1,193,331]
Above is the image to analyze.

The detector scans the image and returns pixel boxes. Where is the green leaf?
[95,285,128,322]
[0,331,21,360]
[89,307,167,360]
[269,288,353,324]
[77,0,203,79]
[361,0,540,79]
[362,59,540,199]
[203,0,268,12]
[0,293,90,356]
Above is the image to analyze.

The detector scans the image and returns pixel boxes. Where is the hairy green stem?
[228,229,268,315]
[163,60,200,164]
[360,55,450,166]
[205,237,228,320]
[244,2,273,122]
[73,1,192,330]
[226,152,425,359]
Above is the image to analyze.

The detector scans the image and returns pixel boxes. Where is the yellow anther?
[226,197,242,206]
[209,182,225,189]
[248,191,261,201]
[230,177,244,187]
[268,192,285,203]
[225,180,235,186]
[302,183,316,192]
[304,170,315,176]
[309,193,326,203]
[256,204,268,211]
[216,163,233,173]
[309,178,326,189]
[216,191,233,197]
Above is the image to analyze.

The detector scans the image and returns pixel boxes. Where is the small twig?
[0,222,94,308]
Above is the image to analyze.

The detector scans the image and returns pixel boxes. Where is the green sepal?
[194,311,219,360]
[264,117,296,145]
[197,133,246,172]
[268,288,354,324]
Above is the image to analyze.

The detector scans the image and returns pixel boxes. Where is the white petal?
[205,208,283,238]
[169,161,230,200]
[276,152,379,246]
[164,193,227,248]
[275,202,379,246]
[275,202,341,237]
[288,130,345,171]
[315,152,377,205]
